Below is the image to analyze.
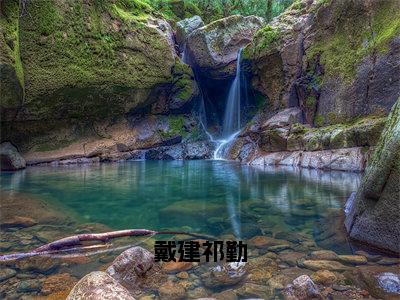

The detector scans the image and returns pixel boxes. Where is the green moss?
[307,1,400,82]
[326,112,340,124]
[160,115,187,139]
[0,0,24,89]
[305,96,316,109]
[290,1,302,11]
[110,0,152,22]
[173,60,193,77]
[314,114,325,127]
[189,125,202,142]
[17,0,174,121]
[252,25,280,56]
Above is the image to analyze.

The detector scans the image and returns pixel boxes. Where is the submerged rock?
[300,260,349,272]
[283,275,321,300]
[0,268,16,282]
[377,272,400,294]
[41,273,77,296]
[162,261,193,274]
[354,265,400,299]
[201,263,247,289]
[158,281,186,300]
[310,270,337,285]
[0,142,26,171]
[337,255,367,265]
[66,271,135,300]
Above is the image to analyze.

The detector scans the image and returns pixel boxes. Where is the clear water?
[1,161,367,298]
[0,161,360,239]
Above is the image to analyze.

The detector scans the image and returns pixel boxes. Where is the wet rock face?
[246,0,400,123]
[66,271,135,300]
[345,100,400,254]
[186,15,264,79]
[0,142,26,171]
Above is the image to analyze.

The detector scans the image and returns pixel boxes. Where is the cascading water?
[213,48,244,159]
[182,45,245,160]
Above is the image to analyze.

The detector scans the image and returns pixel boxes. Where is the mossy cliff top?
[1,0,178,122]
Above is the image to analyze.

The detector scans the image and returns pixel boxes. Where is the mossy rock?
[259,128,288,152]
[0,0,24,120]
[15,0,175,121]
[345,99,400,254]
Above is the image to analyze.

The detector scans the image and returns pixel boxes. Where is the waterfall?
[223,48,243,136]
[181,45,244,160]
[213,48,244,159]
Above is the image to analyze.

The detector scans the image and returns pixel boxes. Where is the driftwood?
[0,229,217,262]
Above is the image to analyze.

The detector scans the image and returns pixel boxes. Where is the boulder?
[345,100,400,254]
[1,1,180,150]
[106,247,166,297]
[283,275,321,300]
[0,142,26,171]
[176,16,204,50]
[186,15,264,79]
[66,271,135,300]
[261,108,303,130]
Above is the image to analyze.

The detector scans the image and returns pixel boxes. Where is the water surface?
[1,160,361,240]
[0,161,365,298]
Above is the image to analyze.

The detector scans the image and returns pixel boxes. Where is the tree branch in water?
[0,229,217,262]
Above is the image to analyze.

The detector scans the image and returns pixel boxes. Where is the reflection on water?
[0,161,361,241]
[0,161,369,299]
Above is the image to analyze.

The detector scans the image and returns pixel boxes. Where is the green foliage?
[145,0,201,24]
[146,0,294,24]
[307,1,400,82]
[314,114,325,127]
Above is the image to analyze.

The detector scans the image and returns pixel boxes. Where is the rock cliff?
[345,99,400,254]
[244,0,400,125]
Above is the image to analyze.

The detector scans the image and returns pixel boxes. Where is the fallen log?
[0,229,217,262]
